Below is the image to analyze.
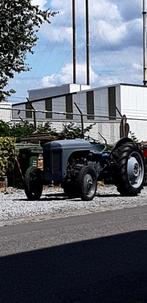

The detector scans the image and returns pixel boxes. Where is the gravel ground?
[0,185,147,227]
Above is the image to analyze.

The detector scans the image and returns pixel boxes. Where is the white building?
[0,102,12,122]
[120,84,147,141]
[11,83,147,144]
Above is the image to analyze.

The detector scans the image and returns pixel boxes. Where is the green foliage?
[36,122,58,135]
[84,123,96,134]
[0,137,15,177]
[61,123,82,139]
[0,120,35,138]
[60,122,95,139]
[129,131,138,143]
[10,122,35,138]
[0,120,10,136]
[0,121,95,141]
[0,0,56,100]
[0,122,97,178]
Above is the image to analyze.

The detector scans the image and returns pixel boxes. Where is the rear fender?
[111,137,135,153]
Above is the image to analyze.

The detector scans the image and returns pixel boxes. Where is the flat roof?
[12,83,147,107]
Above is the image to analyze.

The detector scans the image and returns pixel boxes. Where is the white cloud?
[132,63,142,72]
[97,77,120,87]
[31,0,47,9]
[49,0,121,21]
[41,24,72,43]
[124,18,142,47]
[41,58,142,89]
[41,0,123,44]
[91,44,143,86]
[41,0,142,52]
[50,0,71,12]
[98,20,126,45]
[113,0,141,21]
[89,0,121,22]
[8,0,144,100]
[41,63,99,87]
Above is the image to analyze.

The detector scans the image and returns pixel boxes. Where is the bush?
[0,120,10,136]
[0,137,15,177]
[0,120,35,138]
[10,122,35,138]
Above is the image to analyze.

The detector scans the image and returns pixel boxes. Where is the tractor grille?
[52,151,61,175]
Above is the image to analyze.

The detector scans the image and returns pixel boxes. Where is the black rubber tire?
[144,159,147,186]
[77,166,97,201]
[24,166,43,200]
[62,181,79,198]
[111,141,144,196]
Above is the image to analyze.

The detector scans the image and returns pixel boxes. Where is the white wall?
[34,100,45,121]
[12,104,26,120]
[53,96,66,120]
[12,84,123,143]
[73,92,86,122]
[120,85,147,141]
[94,87,109,120]
[50,121,119,145]
[28,84,90,101]
[0,102,12,122]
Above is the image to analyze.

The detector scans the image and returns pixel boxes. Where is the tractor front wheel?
[62,181,79,198]
[78,166,97,201]
[24,166,43,200]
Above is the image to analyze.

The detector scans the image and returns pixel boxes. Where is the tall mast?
[72,0,76,83]
[85,0,90,85]
[143,0,147,85]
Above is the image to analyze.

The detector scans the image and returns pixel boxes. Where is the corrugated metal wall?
[11,84,121,144]
[120,85,147,141]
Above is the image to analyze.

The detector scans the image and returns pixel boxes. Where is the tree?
[0,0,56,101]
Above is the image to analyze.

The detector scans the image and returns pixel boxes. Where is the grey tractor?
[24,137,145,201]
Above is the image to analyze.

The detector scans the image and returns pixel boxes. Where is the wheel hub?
[83,173,95,196]
[128,157,140,179]
[133,162,140,177]
[127,152,144,188]
[85,174,93,190]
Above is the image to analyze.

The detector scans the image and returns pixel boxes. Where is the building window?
[86,91,94,120]
[108,87,116,120]
[26,102,32,119]
[45,98,52,119]
[66,94,73,119]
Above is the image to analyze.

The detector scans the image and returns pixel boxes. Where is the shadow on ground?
[15,192,120,202]
[0,230,147,302]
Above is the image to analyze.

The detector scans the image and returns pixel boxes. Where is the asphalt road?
[1,206,147,302]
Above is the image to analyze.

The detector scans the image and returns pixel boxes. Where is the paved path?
[1,206,147,302]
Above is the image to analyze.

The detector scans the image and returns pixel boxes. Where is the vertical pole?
[85,0,90,85]
[74,102,84,138]
[72,0,76,83]
[143,0,147,85]
[26,98,37,130]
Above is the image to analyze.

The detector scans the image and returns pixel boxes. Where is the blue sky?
[7,0,143,103]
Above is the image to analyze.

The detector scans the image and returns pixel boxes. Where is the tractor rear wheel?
[112,141,144,196]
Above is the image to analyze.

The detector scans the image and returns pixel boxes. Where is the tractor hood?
[44,139,92,151]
